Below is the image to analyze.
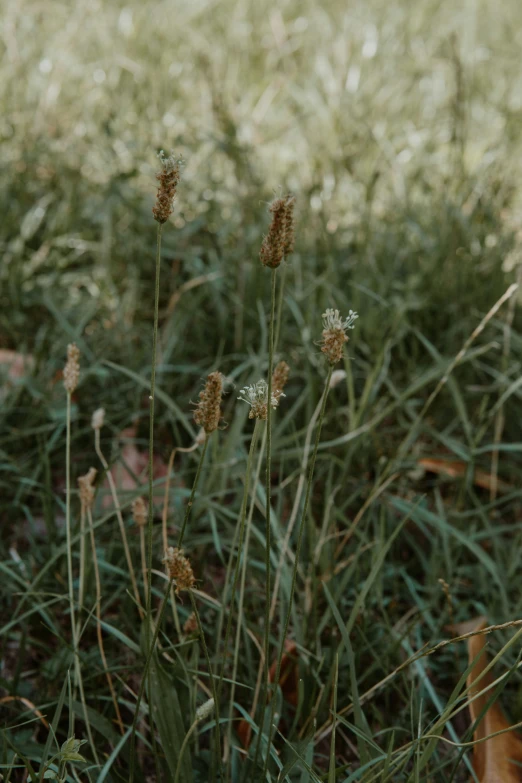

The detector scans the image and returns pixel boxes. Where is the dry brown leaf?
[418,459,513,495]
[102,424,168,508]
[453,616,522,781]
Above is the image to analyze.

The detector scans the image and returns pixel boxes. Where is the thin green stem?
[226,425,267,780]
[174,716,199,783]
[129,578,173,783]
[65,392,76,669]
[260,364,333,780]
[274,263,286,353]
[146,222,162,628]
[177,436,209,549]
[217,420,261,702]
[136,221,162,783]
[252,267,277,771]
[189,590,222,782]
[95,429,143,618]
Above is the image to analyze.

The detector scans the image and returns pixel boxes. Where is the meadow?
[2,0,522,780]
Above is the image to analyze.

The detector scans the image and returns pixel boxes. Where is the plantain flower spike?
[193,371,224,434]
[152,151,182,224]
[320,308,359,365]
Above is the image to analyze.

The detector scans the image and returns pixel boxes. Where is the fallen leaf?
[102,424,168,508]
[453,616,522,781]
[268,639,299,707]
[418,459,513,495]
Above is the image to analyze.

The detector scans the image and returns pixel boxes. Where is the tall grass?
[4,0,522,781]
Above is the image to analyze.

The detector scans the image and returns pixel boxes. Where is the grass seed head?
[272,360,290,406]
[152,151,182,224]
[77,467,97,509]
[260,196,289,269]
[63,343,80,393]
[320,308,359,365]
[132,497,147,527]
[196,698,215,722]
[193,371,224,434]
[91,407,105,430]
[163,546,195,594]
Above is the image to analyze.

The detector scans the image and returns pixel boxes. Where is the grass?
[3,0,522,780]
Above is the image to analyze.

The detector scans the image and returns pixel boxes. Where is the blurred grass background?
[3,0,522,779]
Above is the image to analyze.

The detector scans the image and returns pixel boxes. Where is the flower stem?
[176,436,209,549]
[260,364,333,780]
[65,392,76,695]
[87,505,124,734]
[217,419,261,702]
[189,590,222,782]
[252,267,277,770]
[146,222,163,627]
[129,578,173,783]
[95,429,143,617]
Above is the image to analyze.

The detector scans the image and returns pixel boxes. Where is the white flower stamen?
[322,308,359,332]
[237,379,283,420]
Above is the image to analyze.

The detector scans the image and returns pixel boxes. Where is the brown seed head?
[193,371,224,434]
[152,152,182,224]
[283,195,296,255]
[260,197,288,269]
[63,343,80,393]
[132,497,148,527]
[163,546,196,594]
[78,467,97,510]
[272,360,290,406]
[320,309,359,365]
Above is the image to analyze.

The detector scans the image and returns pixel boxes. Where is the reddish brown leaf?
[237,640,299,749]
[418,459,512,495]
[453,617,522,782]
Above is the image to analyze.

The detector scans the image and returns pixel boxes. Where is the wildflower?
[78,467,97,510]
[163,546,196,594]
[132,497,147,527]
[196,698,215,722]
[193,371,224,434]
[259,194,295,268]
[63,343,80,393]
[152,151,182,224]
[272,360,290,405]
[91,407,105,430]
[237,379,282,420]
[320,308,359,365]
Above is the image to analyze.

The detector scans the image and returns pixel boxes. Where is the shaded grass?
[3,0,522,780]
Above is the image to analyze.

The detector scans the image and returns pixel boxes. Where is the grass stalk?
[189,590,222,782]
[217,419,261,702]
[128,577,173,783]
[260,363,333,779]
[87,505,124,734]
[176,436,209,548]
[252,266,277,770]
[76,504,86,638]
[146,221,163,628]
[94,428,143,618]
[65,392,76,713]
[225,425,267,775]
